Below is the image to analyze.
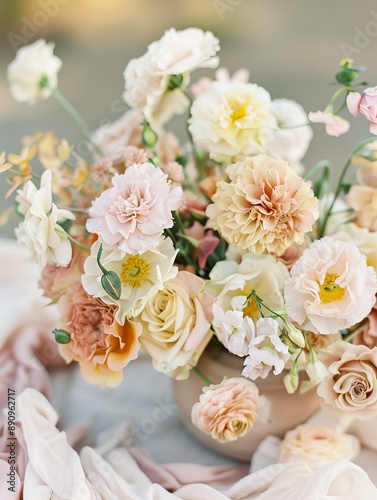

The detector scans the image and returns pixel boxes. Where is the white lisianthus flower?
[123,28,220,124]
[7,39,62,104]
[212,304,255,357]
[81,237,178,324]
[188,81,276,159]
[242,318,290,380]
[15,170,75,270]
[284,238,377,334]
[268,98,313,173]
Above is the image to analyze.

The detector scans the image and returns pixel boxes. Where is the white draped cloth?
[1,239,377,499]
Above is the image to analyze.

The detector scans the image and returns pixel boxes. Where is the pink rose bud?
[347,86,377,135]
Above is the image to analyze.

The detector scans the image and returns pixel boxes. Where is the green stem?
[173,211,186,234]
[49,87,91,140]
[65,232,91,251]
[192,367,213,386]
[318,137,375,237]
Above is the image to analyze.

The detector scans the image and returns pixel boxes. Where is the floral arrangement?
[3,28,377,447]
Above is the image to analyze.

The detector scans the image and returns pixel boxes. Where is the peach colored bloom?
[347,185,377,231]
[318,340,377,420]
[207,155,319,256]
[86,163,182,254]
[162,161,185,186]
[308,111,350,137]
[279,424,360,470]
[347,87,377,135]
[137,271,213,379]
[277,242,307,270]
[119,145,150,168]
[285,238,377,334]
[58,282,142,387]
[354,298,377,348]
[190,67,249,98]
[191,377,259,442]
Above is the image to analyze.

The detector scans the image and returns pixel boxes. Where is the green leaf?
[335,68,359,85]
[52,328,71,344]
[175,155,188,167]
[341,183,353,195]
[101,271,122,300]
[167,74,184,90]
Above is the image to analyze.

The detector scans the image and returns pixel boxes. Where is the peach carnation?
[58,282,142,387]
[347,184,377,231]
[285,238,377,334]
[207,155,319,256]
[191,377,259,442]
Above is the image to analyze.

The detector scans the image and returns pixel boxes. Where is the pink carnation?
[86,163,182,254]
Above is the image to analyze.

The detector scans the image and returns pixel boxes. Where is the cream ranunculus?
[318,340,377,420]
[191,377,259,442]
[15,170,75,270]
[7,39,62,104]
[188,81,276,159]
[347,184,377,231]
[82,237,178,324]
[285,238,377,334]
[208,253,289,354]
[279,424,360,470]
[207,155,319,256]
[137,271,213,379]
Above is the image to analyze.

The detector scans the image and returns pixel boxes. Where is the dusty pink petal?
[347,92,362,116]
[196,231,220,269]
[308,111,350,137]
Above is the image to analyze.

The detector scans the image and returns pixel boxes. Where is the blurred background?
[1,0,377,236]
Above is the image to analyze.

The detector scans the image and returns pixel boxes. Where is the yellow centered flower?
[318,273,345,304]
[120,255,150,287]
[230,100,248,123]
[243,295,260,321]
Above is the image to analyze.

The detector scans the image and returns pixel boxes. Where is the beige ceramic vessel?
[172,345,320,461]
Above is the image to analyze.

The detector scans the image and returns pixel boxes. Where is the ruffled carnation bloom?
[15,170,75,270]
[285,238,377,334]
[318,340,377,420]
[91,110,143,161]
[208,254,288,353]
[189,81,276,159]
[82,238,178,324]
[119,145,150,168]
[58,282,142,387]
[207,155,319,256]
[279,424,360,470]
[347,86,377,134]
[191,377,259,442]
[137,271,213,379]
[242,318,290,380]
[347,184,377,231]
[86,163,182,254]
[7,39,62,104]
[268,99,313,172]
[308,111,350,137]
[123,28,220,124]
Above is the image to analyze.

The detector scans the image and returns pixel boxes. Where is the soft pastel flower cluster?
[4,32,377,445]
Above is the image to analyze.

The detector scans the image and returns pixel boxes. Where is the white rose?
[268,98,313,172]
[279,424,360,470]
[7,39,62,104]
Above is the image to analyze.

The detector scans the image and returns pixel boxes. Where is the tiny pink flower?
[347,87,377,135]
[308,111,350,137]
[86,163,182,254]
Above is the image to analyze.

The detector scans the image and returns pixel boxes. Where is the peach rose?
[138,271,214,379]
[191,377,259,442]
[279,424,360,470]
[318,340,377,420]
[58,282,142,387]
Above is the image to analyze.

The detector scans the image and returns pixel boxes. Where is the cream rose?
[191,377,259,442]
[138,271,214,379]
[279,424,360,470]
[318,340,377,420]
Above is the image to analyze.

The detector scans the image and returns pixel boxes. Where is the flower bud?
[283,371,299,394]
[52,328,71,344]
[142,120,158,148]
[306,350,328,383]
[101,271,122,300]
[286,322,306,348]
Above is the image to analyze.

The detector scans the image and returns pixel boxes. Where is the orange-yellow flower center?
[318,273,345,304]
[230,101,247,123]
[243,295,260,322]
[120,255,150,288]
